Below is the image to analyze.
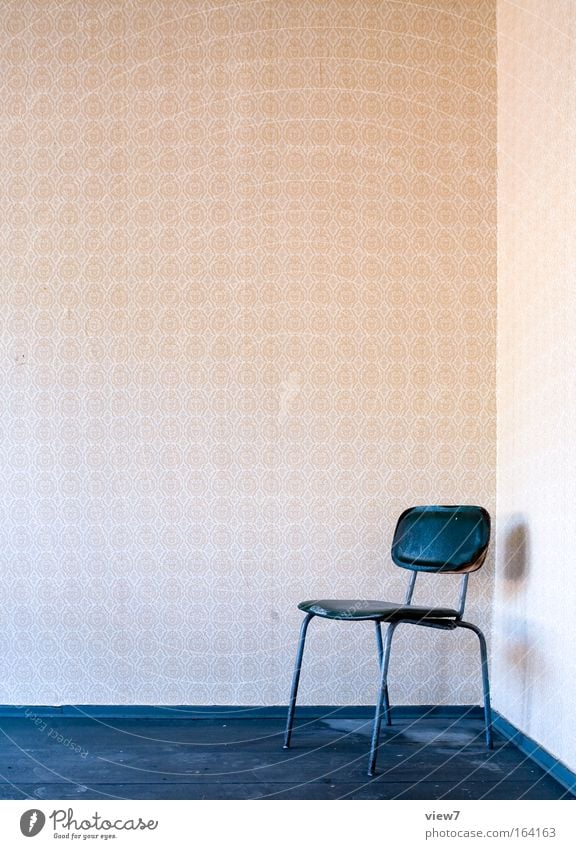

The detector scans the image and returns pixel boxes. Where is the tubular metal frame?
[283,571,493,775]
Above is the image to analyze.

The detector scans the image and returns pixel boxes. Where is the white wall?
[495,0,576,771]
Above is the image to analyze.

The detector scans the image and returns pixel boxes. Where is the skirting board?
[0,704,481,719]
[492,711,576,796]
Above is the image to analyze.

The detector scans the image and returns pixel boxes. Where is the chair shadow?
[501,514,530,596]
[499,515,545,684]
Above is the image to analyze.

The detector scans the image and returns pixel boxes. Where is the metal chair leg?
[381,622,397,727]
[375,622,392,726]
[283,613,313,749]
[375,621,383,668]
[368,622,398,776]
[456,620,493,749]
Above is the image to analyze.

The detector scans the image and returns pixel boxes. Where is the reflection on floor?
[0,707,571,800]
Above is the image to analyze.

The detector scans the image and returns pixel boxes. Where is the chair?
[283,504,492,775]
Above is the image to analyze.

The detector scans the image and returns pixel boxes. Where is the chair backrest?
[391,505,491,574]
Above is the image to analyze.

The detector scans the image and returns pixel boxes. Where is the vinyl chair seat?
[298,599,459,623]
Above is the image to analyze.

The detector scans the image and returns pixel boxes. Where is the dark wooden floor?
[0,708,571,800]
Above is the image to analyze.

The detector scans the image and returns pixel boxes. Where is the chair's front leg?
[456,620,493,749]
[368,621,398,776]
[283,613,314,749]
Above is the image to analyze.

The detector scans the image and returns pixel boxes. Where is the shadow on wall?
[502,514,530,595]
[498,515,546,696]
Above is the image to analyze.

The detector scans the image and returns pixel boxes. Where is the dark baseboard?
[491,711,576,796]
[0,703,482,720]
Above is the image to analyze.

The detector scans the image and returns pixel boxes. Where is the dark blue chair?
[283,505,492,775]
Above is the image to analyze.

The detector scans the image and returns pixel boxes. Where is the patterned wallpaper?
[0,0,496,705]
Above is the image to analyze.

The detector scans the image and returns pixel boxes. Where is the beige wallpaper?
[496,0,576,771]
[0,0,496,705]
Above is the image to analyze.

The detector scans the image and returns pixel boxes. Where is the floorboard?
[0,713,571,800]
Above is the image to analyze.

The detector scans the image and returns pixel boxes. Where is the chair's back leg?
[283,613,314,749]
[381,623,398,726]
[375,621,383,668]
[456,620,493,749]
[375,622,392,724]
[368,621,398,775]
